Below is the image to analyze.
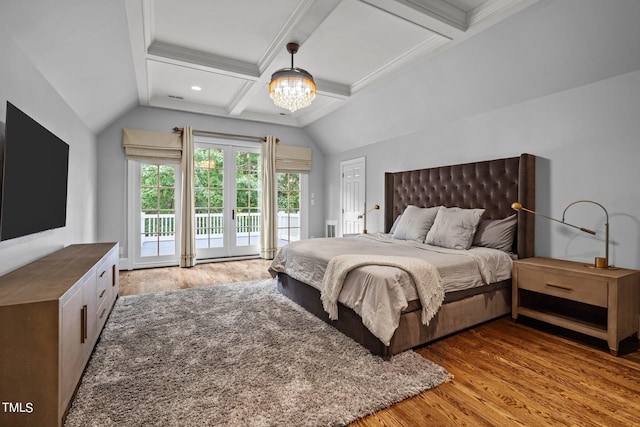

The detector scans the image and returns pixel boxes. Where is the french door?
[129,161,182,269]
[194,140,261,259]
[127,141,261,269]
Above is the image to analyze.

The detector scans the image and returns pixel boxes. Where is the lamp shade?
[269,42,316,113]
[269,68,316,113]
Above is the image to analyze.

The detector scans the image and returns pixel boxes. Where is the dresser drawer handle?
[545,282,573,291]
[99,289,106,298]
[99,308,107,319]
[99,270,106,278]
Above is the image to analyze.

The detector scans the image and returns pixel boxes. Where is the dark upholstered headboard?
[384,153,536,258]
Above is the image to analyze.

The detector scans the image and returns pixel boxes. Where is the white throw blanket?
[320,255,444,327]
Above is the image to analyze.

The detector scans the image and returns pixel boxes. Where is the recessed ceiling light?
[191,86,202,91]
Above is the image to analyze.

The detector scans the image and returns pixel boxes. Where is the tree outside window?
[277,173,301,246]
[140,164,176,256]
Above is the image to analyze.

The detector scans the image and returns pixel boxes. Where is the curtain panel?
[122,128,182,162]
[180,127,197,268]
[275,144,312,173]
[260,136,278,259]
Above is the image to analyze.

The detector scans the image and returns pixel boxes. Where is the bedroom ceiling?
[0,0,538,133]
[126,0,538,128]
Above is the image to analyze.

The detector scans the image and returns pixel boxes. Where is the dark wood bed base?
[278,153,536,358]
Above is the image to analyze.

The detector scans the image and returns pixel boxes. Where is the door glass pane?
[277,173,301,247]
[140,164,176,257]
[195,148,224,249]
[236,151,261,247]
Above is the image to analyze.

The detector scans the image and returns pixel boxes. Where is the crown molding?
[149,96,300,127]
[404,0,468,30]
[360,0,464,39]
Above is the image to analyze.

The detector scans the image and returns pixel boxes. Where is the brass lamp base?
[587,257,617,269]
[595,257,608,269]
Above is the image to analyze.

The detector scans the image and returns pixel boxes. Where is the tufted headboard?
[384,153,536,258]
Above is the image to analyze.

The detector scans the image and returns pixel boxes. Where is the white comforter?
[269,234,513,345]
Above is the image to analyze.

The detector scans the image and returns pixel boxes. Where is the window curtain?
[122,128,181,162]
[260,136,278,259]
[275,144,312,173]
[180,127,197,268]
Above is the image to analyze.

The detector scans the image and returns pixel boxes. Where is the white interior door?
[340,157,365,236]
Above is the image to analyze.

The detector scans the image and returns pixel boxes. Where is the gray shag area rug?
[65,279,450,427]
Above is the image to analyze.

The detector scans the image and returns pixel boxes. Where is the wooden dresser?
[0,242,119,427]
[512,257,640,356]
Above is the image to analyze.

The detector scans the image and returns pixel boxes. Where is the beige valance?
[122,128,182,162]
[275,144,312,173]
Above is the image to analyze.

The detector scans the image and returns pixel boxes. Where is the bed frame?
[277,153,536,358]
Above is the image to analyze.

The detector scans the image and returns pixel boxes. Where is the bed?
[270,153,536,358]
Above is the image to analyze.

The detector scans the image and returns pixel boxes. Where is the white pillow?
[392,206,440,242]
[425,207,485,249]
[389,214,402,234]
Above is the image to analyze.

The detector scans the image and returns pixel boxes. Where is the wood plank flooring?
[119,260,640,426]
[119,258,272,296]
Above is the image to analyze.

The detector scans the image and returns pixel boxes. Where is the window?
[140,164,177,257]
[277,173,301,247]
[194,147,225,249]
[235,151,261,247]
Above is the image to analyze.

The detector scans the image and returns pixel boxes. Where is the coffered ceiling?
[126,0,537,127]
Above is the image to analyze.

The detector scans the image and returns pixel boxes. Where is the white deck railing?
[141,212,299,242]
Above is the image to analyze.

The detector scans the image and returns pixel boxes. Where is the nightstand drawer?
[516,267,608,307]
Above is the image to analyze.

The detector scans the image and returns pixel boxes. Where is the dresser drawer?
[516,267,608,307]
[96,292,111,331]
[95,259,111,307]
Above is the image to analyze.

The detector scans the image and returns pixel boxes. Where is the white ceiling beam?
[125,0,152,105]
[403,0,467,29]
[359,0,467,39]
[149,96,299,127]
[228,0,344,117]
[315,79,351,99]
[148,41,260,80]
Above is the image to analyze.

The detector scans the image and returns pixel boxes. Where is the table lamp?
[512,200,610,269]
[357,203,379,234]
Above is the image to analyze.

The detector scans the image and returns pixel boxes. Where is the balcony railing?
[141,212,299,243]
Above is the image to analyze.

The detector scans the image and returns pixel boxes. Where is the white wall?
[311,0,640,269]
[96,106,325,261]
[0,27,98,276]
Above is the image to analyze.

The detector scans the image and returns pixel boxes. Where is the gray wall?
[0,27,98,276]
[309,0,640,269]
[97,106,325,260]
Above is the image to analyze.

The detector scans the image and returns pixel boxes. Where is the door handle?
[232,209,235,220]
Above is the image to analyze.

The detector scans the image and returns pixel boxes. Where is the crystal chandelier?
[269,42,316,113]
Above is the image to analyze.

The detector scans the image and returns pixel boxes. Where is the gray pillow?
[392,206,440,242]
[472,214,517,252]
[425,207,485,249]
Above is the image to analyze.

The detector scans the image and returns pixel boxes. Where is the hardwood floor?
[118,260,640,426]
[355,318,640,426]
[118,258,272,296]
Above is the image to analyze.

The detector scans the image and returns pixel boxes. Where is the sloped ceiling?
[0,0,138,134]
[127,0,538,127]
[1,0,538,137]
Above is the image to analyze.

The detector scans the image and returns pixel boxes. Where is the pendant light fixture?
[269,42,316,113]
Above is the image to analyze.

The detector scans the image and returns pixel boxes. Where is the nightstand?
[512,257,640,356]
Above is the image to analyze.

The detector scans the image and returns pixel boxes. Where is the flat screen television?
[0,102,69,241]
